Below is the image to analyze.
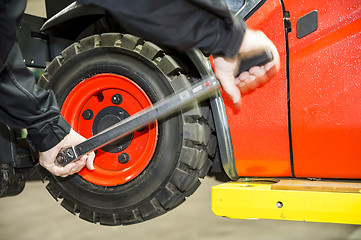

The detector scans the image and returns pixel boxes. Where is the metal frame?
[212,178,361,225]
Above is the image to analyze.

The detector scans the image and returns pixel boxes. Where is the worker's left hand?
[39,129,95,177]
[213,29,280,107]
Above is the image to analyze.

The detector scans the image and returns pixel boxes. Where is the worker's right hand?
[39,129,95,177]
[213,29,280,107]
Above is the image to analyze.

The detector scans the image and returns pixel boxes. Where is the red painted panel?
[225,0,291,177]
[284,0,361,178]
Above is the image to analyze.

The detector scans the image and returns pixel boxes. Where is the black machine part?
[0,124,37,198]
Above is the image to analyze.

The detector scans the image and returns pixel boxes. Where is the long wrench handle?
[55,48,274,167]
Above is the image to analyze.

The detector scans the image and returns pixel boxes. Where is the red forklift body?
[226,0,361,179]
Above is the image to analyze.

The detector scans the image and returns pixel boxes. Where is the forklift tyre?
[37,33,216,225]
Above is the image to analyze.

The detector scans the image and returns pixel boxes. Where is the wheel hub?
[61,73,158,186]
[92,106,133,153]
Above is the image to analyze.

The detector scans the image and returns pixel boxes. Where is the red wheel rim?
[61,73,158,186]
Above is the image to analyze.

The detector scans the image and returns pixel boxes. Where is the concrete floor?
[1,177,361,240]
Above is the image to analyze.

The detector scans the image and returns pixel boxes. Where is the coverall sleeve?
[0,44,71,152]
[0,0,70,152]
[76,0,247,58]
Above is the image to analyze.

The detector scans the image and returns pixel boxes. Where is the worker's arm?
[0,0,94,177]
[77,0,246,58]
[0,43,95,177]
[77,0,279,105]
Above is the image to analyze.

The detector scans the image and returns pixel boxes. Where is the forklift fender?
[40,2,106,40]
[187,50,238,180]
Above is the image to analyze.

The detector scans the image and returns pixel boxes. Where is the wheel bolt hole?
[95,91,104,102]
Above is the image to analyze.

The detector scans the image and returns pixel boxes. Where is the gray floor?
[1,177,361,240]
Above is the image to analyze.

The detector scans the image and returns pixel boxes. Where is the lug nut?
[82,109,93,120]
[118,153,129,164]
[112,94,123,105]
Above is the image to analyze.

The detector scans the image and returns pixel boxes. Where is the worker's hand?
[39,129,95,177]
[213,29,280,107]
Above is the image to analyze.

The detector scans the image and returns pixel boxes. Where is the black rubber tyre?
[37,33,216,225]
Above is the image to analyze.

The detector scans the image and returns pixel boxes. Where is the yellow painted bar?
[211,180,361,225]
